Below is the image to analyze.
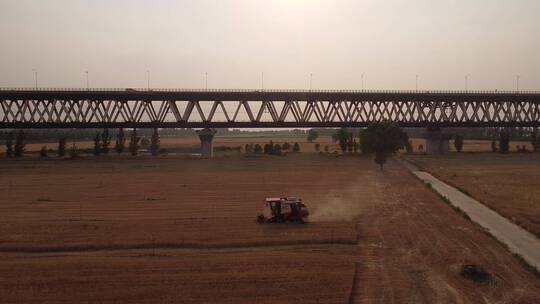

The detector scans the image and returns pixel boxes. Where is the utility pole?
[32,69,38,89]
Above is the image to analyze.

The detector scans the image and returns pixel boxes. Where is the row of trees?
[308,124,411,169]
[4,128,161,158]
[489,129,536,154]
[91,128,161,156]
[4,130,26,157]
[244,141,301,155]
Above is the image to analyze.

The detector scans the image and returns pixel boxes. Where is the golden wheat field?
[1,147,539,303]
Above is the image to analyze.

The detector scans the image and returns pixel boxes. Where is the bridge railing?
[0,87,540,94]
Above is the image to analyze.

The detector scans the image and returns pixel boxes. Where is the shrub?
[282,142,291,150]
[14,130,25,157]
[292,142,300,152]
[254,144,262,153]
[214,146,242,152]
[58,137,67,157]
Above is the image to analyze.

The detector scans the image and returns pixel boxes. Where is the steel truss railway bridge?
[1,88,540,155]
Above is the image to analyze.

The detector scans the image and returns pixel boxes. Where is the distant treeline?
[0,127,536,143]
[0,128,309,143]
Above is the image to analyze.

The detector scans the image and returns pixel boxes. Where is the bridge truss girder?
[1,90,540,128]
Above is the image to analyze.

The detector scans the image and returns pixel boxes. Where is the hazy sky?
[1,0,539,91]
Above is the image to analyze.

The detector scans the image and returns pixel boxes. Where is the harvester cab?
[257,197,309,223]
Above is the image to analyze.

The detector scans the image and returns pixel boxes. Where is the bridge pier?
[196,128,217,158]
[424,128,451,155]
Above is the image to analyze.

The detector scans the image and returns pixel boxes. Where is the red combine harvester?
[257,197,309,223]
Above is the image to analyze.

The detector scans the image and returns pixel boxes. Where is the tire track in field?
[0,239,358,254]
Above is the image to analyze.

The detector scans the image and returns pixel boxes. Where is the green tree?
[40,146,48,158]
[307,129,319,143]
[530,129,539,152]
[499,130,510,154]
[58,137,67,157]
[282,142,291,151]
[332,128,349,153]
[346,132,354,152]
[129,129,140,156]
[405,140,413,154]
[5,131,14,157]
[491,140,498,152]
[93,132,101,156]
[454,134,464,152]
[115,128,126,154]
[265,140,275,155]
[69,143,78,159]
[293,142,300,152]
[101,129,111,154]
[273,144,282,155]
[140,137,150,147]
[151,128,160,156]
[359,122,408,170]
[14,130,25,157]
[254,144,263,153]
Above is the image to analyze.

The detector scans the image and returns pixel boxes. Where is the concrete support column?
[196,128,217,158]
[424,128,451,155]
